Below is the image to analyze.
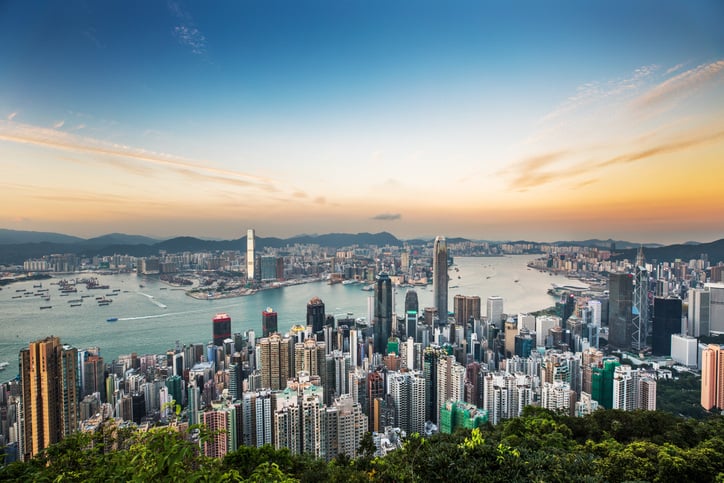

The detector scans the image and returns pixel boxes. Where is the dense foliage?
[2,409,723,482]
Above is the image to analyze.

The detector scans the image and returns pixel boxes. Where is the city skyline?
[1,1,723,244]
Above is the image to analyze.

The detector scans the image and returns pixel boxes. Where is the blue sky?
[1,1,723,243]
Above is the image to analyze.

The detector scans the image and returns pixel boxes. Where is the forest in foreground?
[2,408,723,482]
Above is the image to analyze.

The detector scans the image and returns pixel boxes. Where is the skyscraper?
[212,313,232,346]
[404,289,419,315]
[307,297,326,334]
[652,297,682,356]
[608,273,633,350]
[487,296,504,324]
[19,336,78,460]
[246,229,255,283]
[701,344,724,411]
[262,307,278,338]
[373,273,392,355]
[433,236,448,323]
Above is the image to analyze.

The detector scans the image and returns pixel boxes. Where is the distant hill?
[552,238,664,249]
[613,238,724,264]
[83,233,160,246]
[0,229,84,245]
[0,231,404,265]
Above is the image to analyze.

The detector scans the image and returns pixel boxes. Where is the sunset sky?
[1,1,723,244]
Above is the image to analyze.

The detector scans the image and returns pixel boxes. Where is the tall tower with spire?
[433,236,448,324]
[632,246,649,351]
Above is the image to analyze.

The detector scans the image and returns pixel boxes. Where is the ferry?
[70,303,82,307]
[98,302,110,306]
[106,317,118,322]
[11,295,22,299]
[40,305,52,310]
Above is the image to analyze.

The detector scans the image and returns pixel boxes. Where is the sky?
[1,1,723,244]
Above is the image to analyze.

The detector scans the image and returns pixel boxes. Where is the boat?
[68,299,82,303]
[113,289,121,292]
[40,305,52,309]
[33,283,42,288]
[15,289,25,292]
[106,317,118,322]
[70,303,82,307]
[98,302,110,306]
[0,362,9,371]
[11,295,22,299]
[514,280,519,283]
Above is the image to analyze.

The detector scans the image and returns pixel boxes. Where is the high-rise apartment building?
[19,336,78,460]
[701,344,724,411]
[433,236,448,322]
[706,283,724,334]
[608,272,633,350]
[373,273,392,355]
[246,229,255,282]
[212,313,232,346]
[259,333,291,390]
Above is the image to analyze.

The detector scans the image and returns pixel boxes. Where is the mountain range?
[0,228,722,265]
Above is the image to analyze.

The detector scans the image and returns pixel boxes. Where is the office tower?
[306,296,326,334]
[433,236,448,322]
[504,319,518,358]
[454,294,481,337]
[404,289,419,315]
[262,307,278,338]
[588,300,602,327]
[652,297,682,356]
[259,333,291,390]
[246,229,256,282]
[19,336,78,460]
[260,255,278,281]
[632,252,650,351]
[707,283,724,334]
[608,272,633,350]
[670,334,698,367]
[373,273,392,355]
[535,315,560,348]
[701,344,724,411]
[212,313,232,346]
[487,296,504,324]
[688,288,710,337]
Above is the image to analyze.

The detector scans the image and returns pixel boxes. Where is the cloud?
[169,1,207,55]
[371,213,401,221]
[505,130,724,191]
[53,120,65,129]
[313,196,326,205]
[292,191,308,198]
[540,65,658,123]
[665,63,684,75]
[174,25,207,55]
[597,130,724,168]
[0,120,278,192]
[8,112,17,121]
[83,28,105,49]
[633,60,724,110]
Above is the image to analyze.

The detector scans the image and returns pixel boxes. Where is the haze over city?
[1,1,723,243]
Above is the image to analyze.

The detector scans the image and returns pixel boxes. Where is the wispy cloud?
[168,1,207,55]
[7,112,17,121]
[633,60,724,111]
[505,130,724,191]
[665,63,684,75]
[0,120,277,192]
[83,27,105,49]
[371,213,401,221]
[53,120,65,129]
[541,64,658,123]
